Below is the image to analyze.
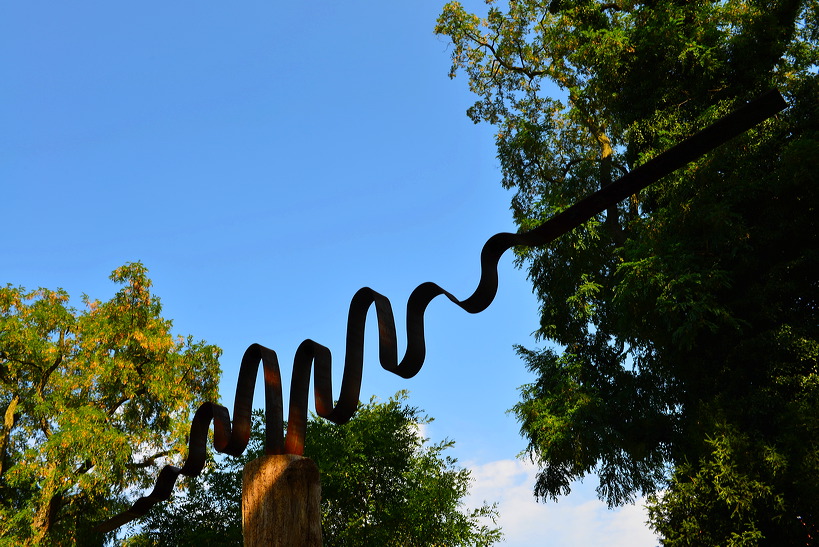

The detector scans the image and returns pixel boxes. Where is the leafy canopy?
[0,263,222,545]
[124,392,503,547]
[437,0,818,543]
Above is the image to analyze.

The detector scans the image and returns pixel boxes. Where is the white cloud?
[465,459,659,546]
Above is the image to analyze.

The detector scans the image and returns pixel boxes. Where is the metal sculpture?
[97,90,786,533]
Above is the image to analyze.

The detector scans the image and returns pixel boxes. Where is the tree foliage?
[436,0,818,542]
[125,392,502,546]
[0,263,222,545]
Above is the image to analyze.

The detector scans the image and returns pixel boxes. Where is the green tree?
[125,392,502,546]
[0,263,222,545]
[120,455,243,547]
[436,0,818,543]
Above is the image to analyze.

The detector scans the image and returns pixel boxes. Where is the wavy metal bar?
[96,90,786,534]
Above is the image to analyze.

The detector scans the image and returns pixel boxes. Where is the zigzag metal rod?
[97,90,786,533]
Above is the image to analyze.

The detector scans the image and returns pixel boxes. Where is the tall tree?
[436,0,818,543]
[123,392,502,546]
[0,263,222,545]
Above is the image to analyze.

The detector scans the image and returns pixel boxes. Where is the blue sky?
[2,1,657,544]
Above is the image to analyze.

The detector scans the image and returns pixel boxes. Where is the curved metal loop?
[96,90,786,534]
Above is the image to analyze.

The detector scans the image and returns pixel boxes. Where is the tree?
[436,0,818,543]
[124,392,502,546]
[0,263,222,545]
[120,454,243,547]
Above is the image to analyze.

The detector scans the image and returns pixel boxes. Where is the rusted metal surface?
[96,89,786,533]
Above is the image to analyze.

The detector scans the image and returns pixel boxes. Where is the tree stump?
[242,454,322,546]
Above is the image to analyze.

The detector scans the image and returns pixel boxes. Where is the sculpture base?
[242,454,322,547]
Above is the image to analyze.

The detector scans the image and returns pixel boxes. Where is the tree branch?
[466,27,551,80]
[106,396,131,418]
[36,330,68,400]
[0,394,20,478]
[126,449,173,470]
[74,459,94,475]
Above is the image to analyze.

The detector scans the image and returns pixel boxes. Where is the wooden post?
[242,454,322,546]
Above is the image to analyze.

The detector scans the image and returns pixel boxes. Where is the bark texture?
[242,454,322,547]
